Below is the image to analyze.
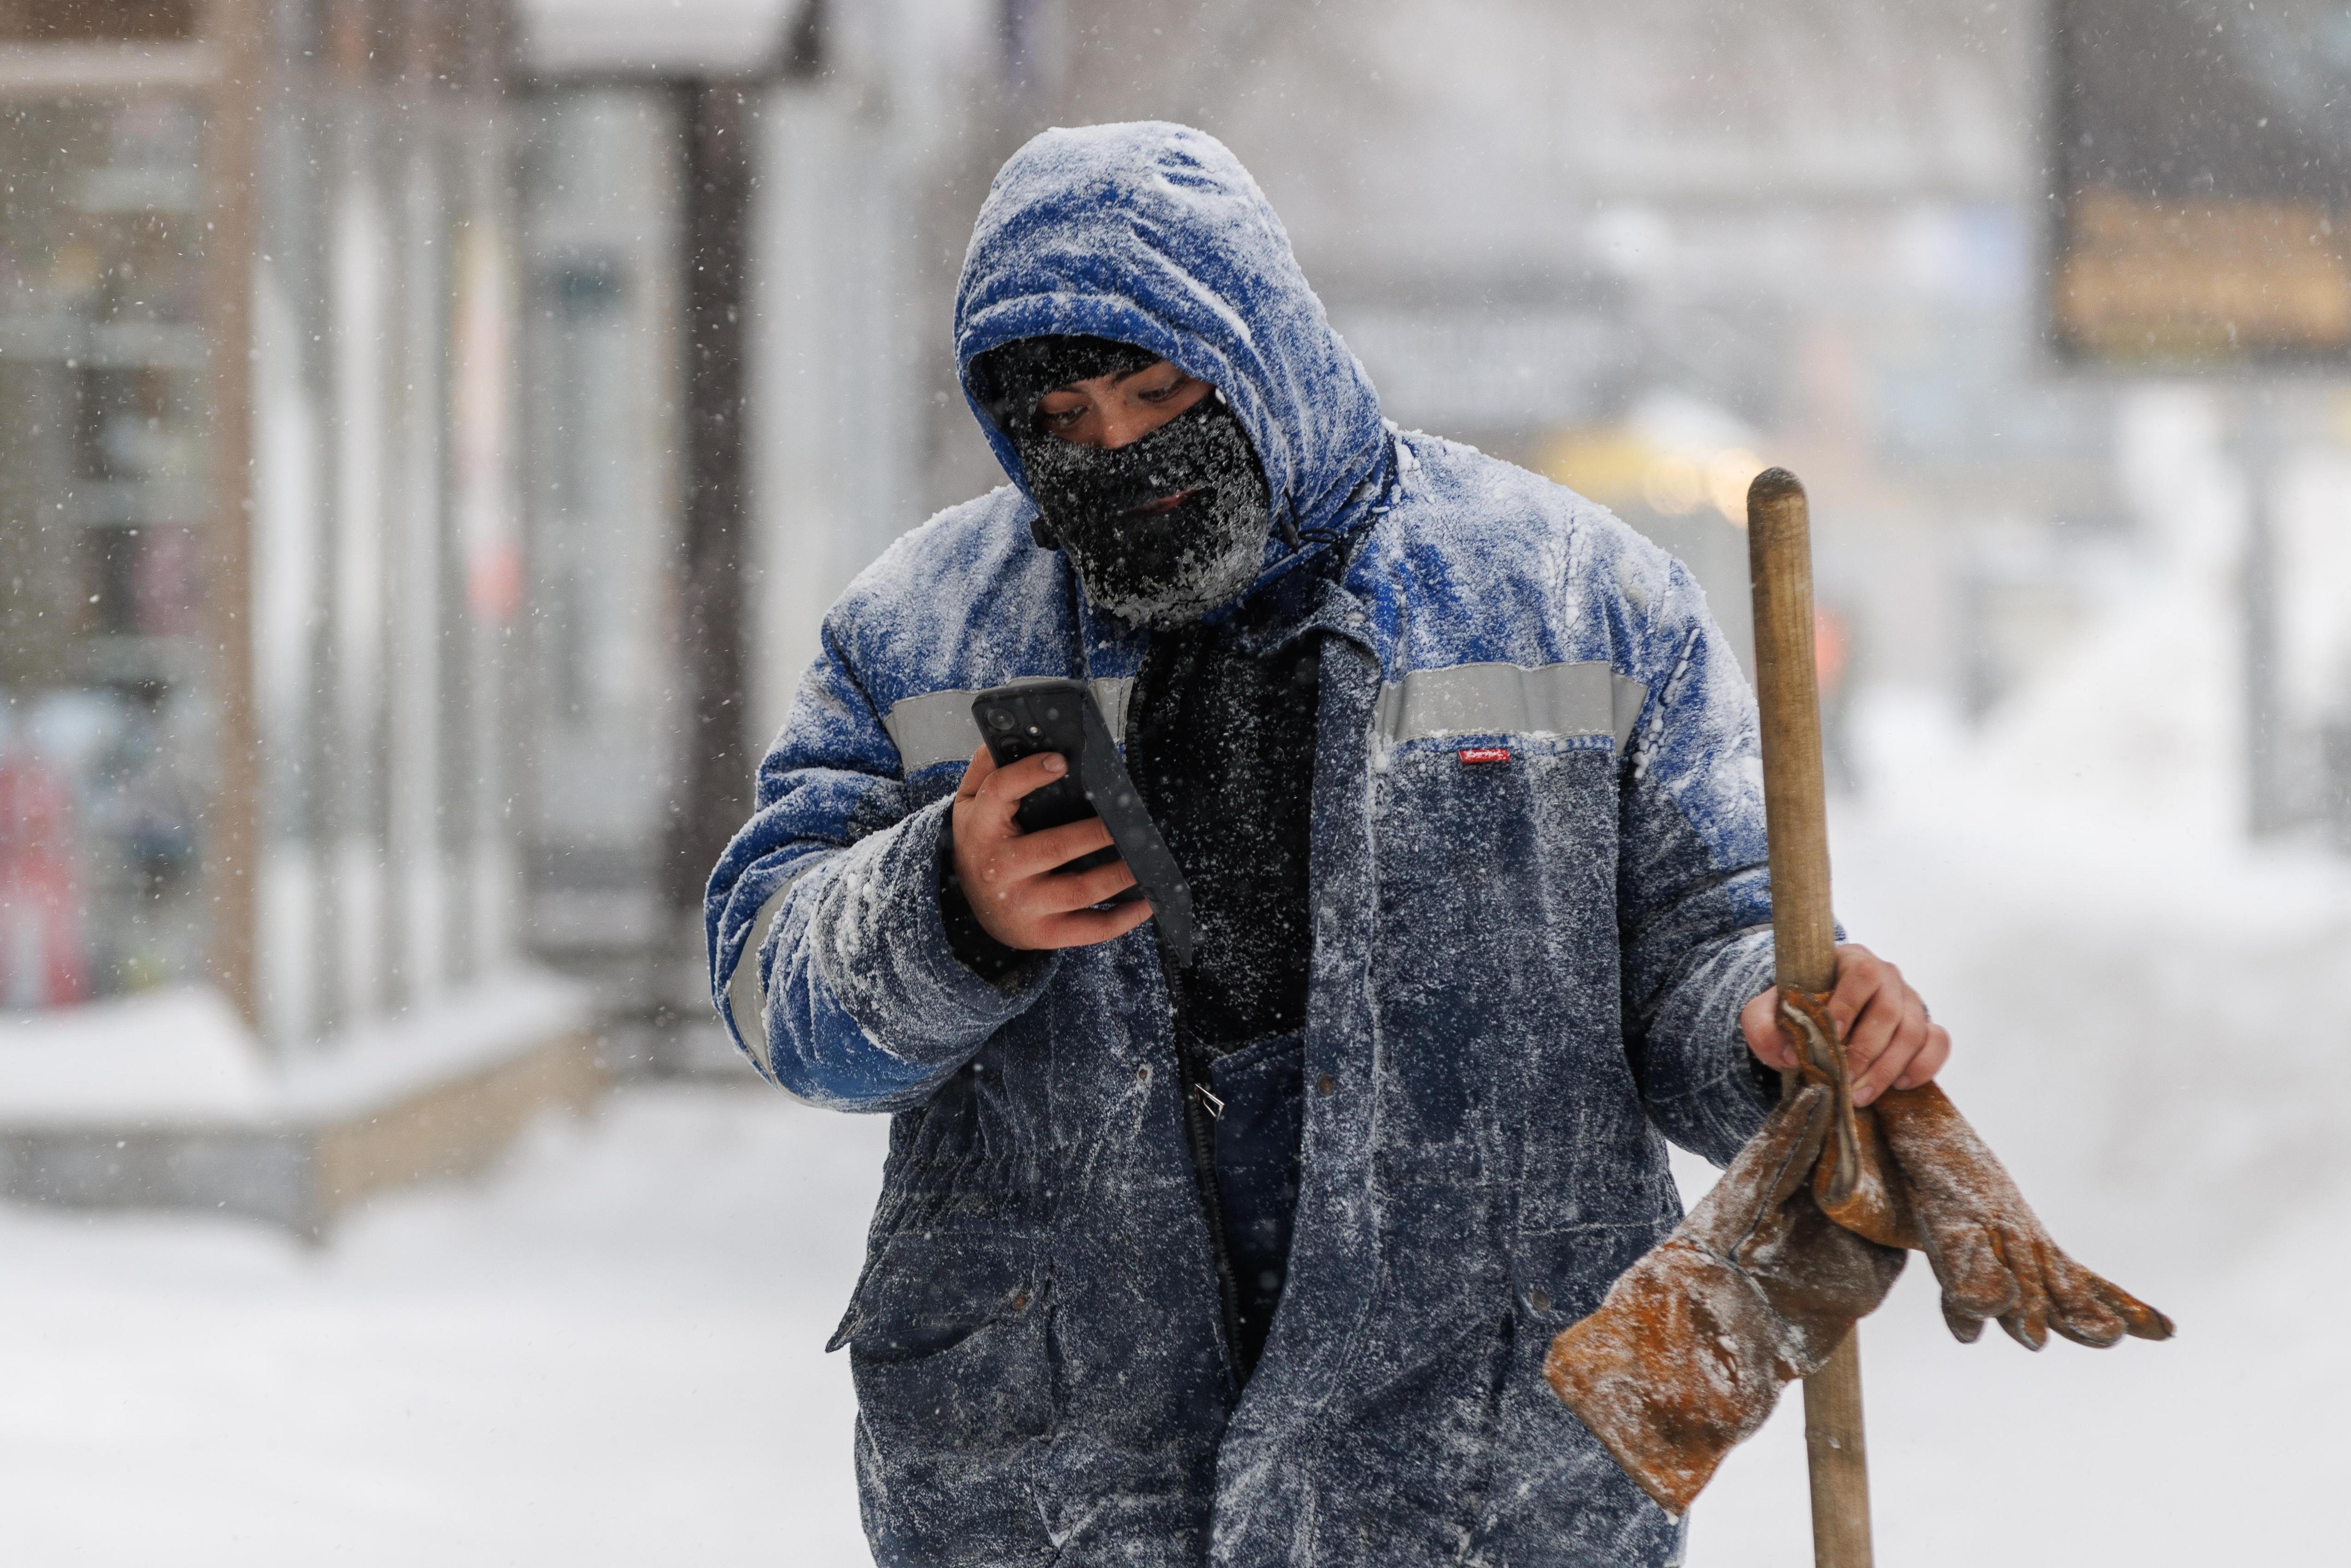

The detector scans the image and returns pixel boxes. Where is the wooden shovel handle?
[1747,469,1837,993]
[1750,470,1862,1202]
[1746,468,1875,1568]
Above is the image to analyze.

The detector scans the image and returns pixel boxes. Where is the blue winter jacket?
[706,122,1780,1567]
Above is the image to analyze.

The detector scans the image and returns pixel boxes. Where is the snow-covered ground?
[2,695,2344,1561]
[0,1086,889,1566]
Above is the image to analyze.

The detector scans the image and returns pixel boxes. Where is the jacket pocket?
[835,1228,1053,1455]
[1514,1214,1679,1329]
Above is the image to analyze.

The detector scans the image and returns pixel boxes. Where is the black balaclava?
[977,334,1276,630]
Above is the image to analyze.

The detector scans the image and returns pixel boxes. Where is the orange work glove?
[1870,1083,2174,1350]
[1777,986,2173,1351]
[1542,1084,1906,1516]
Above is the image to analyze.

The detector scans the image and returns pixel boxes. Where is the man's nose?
[1098,405,1152,449]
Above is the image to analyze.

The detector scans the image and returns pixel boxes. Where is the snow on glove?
[1543,1084,1907,1516]
[1870,1082,2174,1351]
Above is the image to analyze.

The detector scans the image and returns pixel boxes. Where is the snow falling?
[4,0,2350,1564]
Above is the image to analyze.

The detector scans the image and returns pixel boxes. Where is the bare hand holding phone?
[949,744,1156,951]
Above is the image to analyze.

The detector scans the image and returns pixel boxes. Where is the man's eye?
[1139,379,1184,402]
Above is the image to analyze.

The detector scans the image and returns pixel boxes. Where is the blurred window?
[0,84,210,1005]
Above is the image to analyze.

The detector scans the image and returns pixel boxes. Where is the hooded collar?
[954,122,1395,603]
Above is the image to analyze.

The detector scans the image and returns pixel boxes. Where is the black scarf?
[977,335,1275,630]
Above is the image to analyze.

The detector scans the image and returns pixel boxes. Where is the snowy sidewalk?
[0,1085,888,1567]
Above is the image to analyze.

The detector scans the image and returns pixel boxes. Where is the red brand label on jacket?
[1458,746,1512,765]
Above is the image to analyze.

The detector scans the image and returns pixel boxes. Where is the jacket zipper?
[1176,1034,1249,1384]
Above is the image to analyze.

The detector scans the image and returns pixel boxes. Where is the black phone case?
[970,679,1196,966]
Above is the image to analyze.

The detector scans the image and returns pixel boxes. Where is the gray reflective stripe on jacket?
[1375,659,1649,752]
[885,663,1641,773]
[883,676,1137,773]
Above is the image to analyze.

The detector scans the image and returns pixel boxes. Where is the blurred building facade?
[0,1,595,1232]
[512,81,692,1061]
[508,0,1001,1067]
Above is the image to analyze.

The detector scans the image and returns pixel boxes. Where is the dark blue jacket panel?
[705,122,1777,1568]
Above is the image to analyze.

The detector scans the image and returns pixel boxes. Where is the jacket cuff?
[806,794,1057,1066]
[1716,930,1782,1117]
[1643,925,1780,1163]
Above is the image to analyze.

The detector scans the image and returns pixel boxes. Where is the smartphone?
[970,679,1196,965]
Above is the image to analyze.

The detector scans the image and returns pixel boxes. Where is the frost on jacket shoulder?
[815,483,1085,770]
[1360,430,1767,873]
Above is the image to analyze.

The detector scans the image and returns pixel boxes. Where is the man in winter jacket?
[705,121,1946,1567]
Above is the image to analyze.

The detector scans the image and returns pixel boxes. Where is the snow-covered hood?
[954,121,1391,581]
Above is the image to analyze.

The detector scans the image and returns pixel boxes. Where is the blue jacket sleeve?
[1615,570,1782,1166]
[703,625,1059,1111]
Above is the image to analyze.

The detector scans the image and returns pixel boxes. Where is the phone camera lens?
[988,710,1013,730]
